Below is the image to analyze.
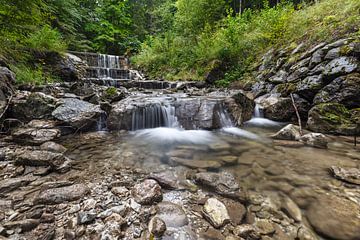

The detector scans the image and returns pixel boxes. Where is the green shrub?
[11,64,59,85]
[26,25,67,52]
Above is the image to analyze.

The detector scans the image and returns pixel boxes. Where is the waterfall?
[217,103,234,128]
[254,104,264,118]
[131,104,180,131]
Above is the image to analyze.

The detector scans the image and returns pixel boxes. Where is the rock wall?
[246,37,360,135]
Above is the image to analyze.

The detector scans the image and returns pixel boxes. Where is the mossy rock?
[272,83,297,97]
[105,86,117,96]
[307,103,356,135]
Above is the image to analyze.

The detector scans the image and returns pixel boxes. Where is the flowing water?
[60,100,360,239]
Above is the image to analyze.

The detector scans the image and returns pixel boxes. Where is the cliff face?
[241,37,360,135]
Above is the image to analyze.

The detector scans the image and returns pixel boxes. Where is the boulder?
[35,184,90,205]
[300,133,328,149]
[307,103,355,135]
[52,98,104,130]
[330,166,360,185]
[149,217,167,237]
[257,95,294,121]
[9,91,58,122]
[251,81,275,98]
[203,198,230,228]
[40,141,67,153]
[323,57,359,80]
[12,127,61,145]
[295,75,326,101]
[314,73,360,109]
[271,124,301,141]
[155,202,189,228]
[15,150,71,172]
[307,195,360,240]
[131,179,162,205]
[194,171,246,201]
[224,91,255,126]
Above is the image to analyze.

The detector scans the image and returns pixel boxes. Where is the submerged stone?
[131,179,162,205]
[203,198,230,228]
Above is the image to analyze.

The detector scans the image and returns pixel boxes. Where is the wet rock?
[170,157,222,169]
[271,124,301,141]
[12,127,61,145]
[47,52,87,81]
[77,210,97,225]
[3,219,40,232]
[255,220,275,235]
[307,103,354,135]
[131,179,162,205]
[330,166,360,185]
[52,98,104,131]
[323,57,359,79]
[15,150,70,171]
[149,217,167,237]
[300,133,328,149]
[225,91,255,126]
[0,175,35,194]
[295,75,325,101]
[314,73,360,109]
[194,171,245,201]
[307,195,360,240]
[149,170,180,189]
[203,198,230,228]
[155,202,188,228]
[233,224,260,239]
[40,141,67,153]
[9,91,58,122]
[257,95,294,121]
[35,184,90,205]
[281,196,302,222]
[223,198,246,225]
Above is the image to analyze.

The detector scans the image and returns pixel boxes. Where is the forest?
[1,0,359,85]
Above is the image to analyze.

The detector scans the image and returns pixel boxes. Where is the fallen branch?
[290,93,303,135]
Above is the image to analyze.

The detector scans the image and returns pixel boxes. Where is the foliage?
[26,25,67,52]
[134,0,360,83]
[11,64,59,85]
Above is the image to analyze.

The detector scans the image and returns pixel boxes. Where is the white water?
[133,127,218,145]
[245,104,282,128]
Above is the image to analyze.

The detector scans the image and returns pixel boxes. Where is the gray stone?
[271,124,301,141]
[314,73,360,109]
[77,210,97,225]
[155,201,188,228]
[307,195,360,240]
[203,198,230,228]
[225,91,255,126]
[52,98,104,130]
[12,127,61,145]
[257,95,295,121]
[40,141,67,153]
[0,176,35,194]
[287,67,309,82]
[330,166,360,185]
[295,75,325,101]
[309,49,326,69]
[268,70,288,83]
[323,57,359,79]
[300,133,328,149]
[131,179,162,205]
[324,47,341,60]
[35,184,90,205]
[15,150,70,171]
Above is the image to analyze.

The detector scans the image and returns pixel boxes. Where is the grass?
[133,0,360,83]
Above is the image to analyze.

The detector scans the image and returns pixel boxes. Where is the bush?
[26,25,67,52]
[11,64,59,85]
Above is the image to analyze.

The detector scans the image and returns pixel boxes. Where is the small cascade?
[254,104,264,118]
[216,103,234,128]
[131,104,180,131]
[96,113,108,131]
[245,103,282,127]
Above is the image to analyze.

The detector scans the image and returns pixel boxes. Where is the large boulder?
[39,52,87,82]
[307,195,360,240]
[323,56,359,80]
[314,73,360,109]
[9,91,58,122]
[307,103,355,135]
[224,92,255,126]
[52,98,104,131]
[295,74,326,101]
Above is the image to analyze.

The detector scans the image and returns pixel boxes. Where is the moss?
[105,87,117,96]
[274,83,297,97]
[317,103,352,124]
[340,45,352,55]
